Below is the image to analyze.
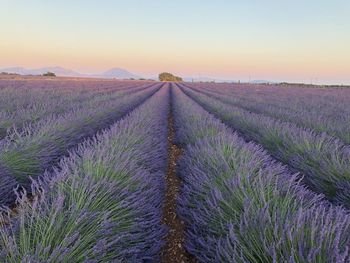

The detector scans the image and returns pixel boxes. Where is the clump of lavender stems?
[172,84,350,262]
[0,83,161,206]
[181,84,350,209]
[0,86,169,262]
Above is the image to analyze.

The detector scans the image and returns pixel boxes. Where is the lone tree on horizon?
[158,72,183,82]
[43,71,56,77]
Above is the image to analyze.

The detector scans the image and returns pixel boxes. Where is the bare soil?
[161,110,196,262]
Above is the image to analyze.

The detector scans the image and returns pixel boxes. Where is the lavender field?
[0,78,350,262]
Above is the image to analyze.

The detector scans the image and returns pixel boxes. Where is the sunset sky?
[1,0,349,84]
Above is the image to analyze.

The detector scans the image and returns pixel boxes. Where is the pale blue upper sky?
[1,0,349,83]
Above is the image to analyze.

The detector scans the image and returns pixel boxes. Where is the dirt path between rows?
[160,102,196,263]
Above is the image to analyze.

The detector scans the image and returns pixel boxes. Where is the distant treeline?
[279,82,350,89]
[0,71,56,77]
[0,72,19,76]
[43,72,56,77]
[158,72,183,82]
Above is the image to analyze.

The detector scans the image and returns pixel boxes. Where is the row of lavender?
[0,79,142,112]
[191,83,350,114]
[180,85,350,209]
[0,86,170,262]
[0,83,161,206]
[186,83,350,145]
[0,80,151,139]
[172,84,350,262]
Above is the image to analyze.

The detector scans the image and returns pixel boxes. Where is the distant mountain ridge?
[0,66,141,79]
[1,66,274,83]
[100,68,140,79]
[0,67,83,77]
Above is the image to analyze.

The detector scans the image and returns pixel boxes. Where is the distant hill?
[0,66,141,79]
[0,66,83,77]
[0,67,31,75]
[100,68,140,79]
[0,67,274,83]
[39,67,83,77]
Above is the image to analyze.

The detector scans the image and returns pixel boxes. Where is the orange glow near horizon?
[1,38,349,83]
[1,1,349,84]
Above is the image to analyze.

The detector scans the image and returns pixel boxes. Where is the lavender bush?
[185,83,350,145]
[0,85,170,262]
[0,83,161,206]
[172,84,350,262]
[180,85,350,208]
[0,82,152,139]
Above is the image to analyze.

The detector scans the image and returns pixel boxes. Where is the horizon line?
[0,65,349,86]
